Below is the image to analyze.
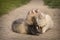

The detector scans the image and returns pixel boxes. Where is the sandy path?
[0,0,60,40]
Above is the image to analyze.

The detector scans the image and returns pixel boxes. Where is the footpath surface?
[0,0,60,40]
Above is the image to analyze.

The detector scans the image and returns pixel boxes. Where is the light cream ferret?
[35,9,54,33]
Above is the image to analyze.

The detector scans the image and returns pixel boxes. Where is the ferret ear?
[35,9,39,13]
[28,11,32,15]
[32,9,39,14]
[32,10,36,14]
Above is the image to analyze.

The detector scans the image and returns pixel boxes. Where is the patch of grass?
[0,0,30,16]
[43,0,60,8]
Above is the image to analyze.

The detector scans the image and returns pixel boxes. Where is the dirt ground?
[0,0,60,40]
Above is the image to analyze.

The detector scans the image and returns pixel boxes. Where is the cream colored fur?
[37,12,54,33]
